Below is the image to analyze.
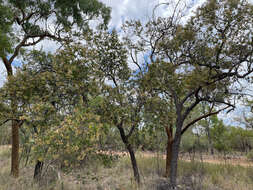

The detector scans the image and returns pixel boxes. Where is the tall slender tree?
[86,30,146,183]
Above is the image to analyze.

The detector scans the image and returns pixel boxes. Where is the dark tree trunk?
[34,160,44,180]
[11,120,19,177]
[117,124,140,184]
[126,144,140,184]
[170,120,183,188]
[32,126,44,181]
[165,125,173,177]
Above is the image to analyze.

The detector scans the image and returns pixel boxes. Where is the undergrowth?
[0,147,253,190]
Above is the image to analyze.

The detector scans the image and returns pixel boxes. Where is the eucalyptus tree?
[0,0,110,177]
[142,92,176,177]
[84,30,147,184]
[123,0,253,187]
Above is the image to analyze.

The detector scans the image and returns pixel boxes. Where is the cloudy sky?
[101,0,206,28]
[0,0,252,126]
[0,0,206,87]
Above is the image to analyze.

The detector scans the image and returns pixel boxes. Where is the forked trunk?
[165,125,173,177]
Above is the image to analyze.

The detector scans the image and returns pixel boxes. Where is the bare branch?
[181,105,230,135]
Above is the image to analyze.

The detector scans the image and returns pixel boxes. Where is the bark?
[32,126,44,180]
[117,124,140,184]
[3,57,20,178]
[34,160,44,181]
[11,120,19,177]
[126,144,140,184]
[165,125,173,177]
[170,120,183,188]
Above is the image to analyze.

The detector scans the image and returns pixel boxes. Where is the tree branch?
[181,105,230,135]
[0,119,11,127]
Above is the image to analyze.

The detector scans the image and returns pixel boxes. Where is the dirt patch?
[136,151,253,167]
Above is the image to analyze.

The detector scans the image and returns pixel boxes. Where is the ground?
[1,145,253,190]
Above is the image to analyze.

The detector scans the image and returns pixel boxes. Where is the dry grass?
[1,146,253,190]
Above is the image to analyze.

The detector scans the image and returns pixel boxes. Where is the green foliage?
[0,123,11,145]
[246,150,253,161]
[0,0,13,56]
[209,116,230,153]
[134,126,167,151]
[1,0,253,186]
[32,107,102,166]
[0,0,111,66]
[226,127,253,152]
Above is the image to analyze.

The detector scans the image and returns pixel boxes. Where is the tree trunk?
[126,144,140,184]
[3,57,20,178]
[34,160,44,181]
[32,126,45,181]
[170,120,183,188]
[11,120,19,177]
[117,124,140,184]
[165,125,173,177]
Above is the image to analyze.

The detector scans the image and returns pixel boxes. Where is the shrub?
[247,150,253,161]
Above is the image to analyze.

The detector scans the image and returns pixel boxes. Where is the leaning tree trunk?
[170,120,183,188]
[126,144,140,184]
[165,125,173,177]
[117,124,140,184]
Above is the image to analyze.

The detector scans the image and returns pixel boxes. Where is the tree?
[85,30,147,184]
[123,0,253,187]
[198,103,216,155]
[0,43,105,179]
[0,0,110,177]
[142,91,176,177]
[209,115,230,153]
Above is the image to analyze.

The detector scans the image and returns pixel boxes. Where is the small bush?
[246,150,253,161]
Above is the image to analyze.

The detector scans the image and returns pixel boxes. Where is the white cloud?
[0,63,7,87]
[33,39,60,53]
[101,0,206,28]
[101,0,162,28]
